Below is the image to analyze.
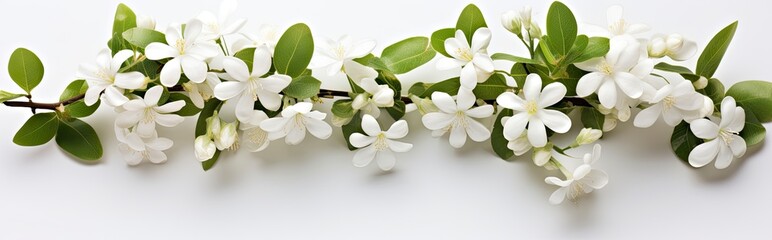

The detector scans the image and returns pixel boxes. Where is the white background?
[1,0,771,239]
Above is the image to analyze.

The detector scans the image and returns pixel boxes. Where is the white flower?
[501,10,522,35]
[422,90,493,148]
[345,63,394,117]
[634,79,705,127]
[260,102,332,145]
[688,97,746,169]
[575,128,603,146]
[196,0,247,41]
[350,114,413,171]
[194,135,216,161]
[232,24,281,54]
[145,20,220,86]
[239,110,270,152]
[575,37,654,109]
[136,15,156,30]
[214,45,291,122]
[215,119,239,150]
[183,72,221,108]
[586,6,649,37]
[77,49,147,106]
[507,132,532,156]
[313,35,376,76]
[116,126,173,165]
[497,74,571,148]
[647,34,698,61]
[436,28,494,90]
[545,144,608,204]
[115,86,185,138]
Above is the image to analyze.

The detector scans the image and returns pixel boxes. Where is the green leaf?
[13,112,58,146]
[234,47,256,71]
[572,37,609,63]
[696,21,738,78]
[419,78,460,98]
[108,4,137,54]
[431,28,456,58]
[386,100,406,120]
[56,118,103,161]
[726,80,772,122]
[492,109,514,160]
[671,121,703,163]
[168,93,201,116]
[283,75,321,99]
[8,48,44,94]
[0,90,26,103]
[196,100,222,136]
[202,150,221,171]
[510,63,528,88]
[122,28,166,49]
[473,74,509,100]
[561,35,588,66]
[740,110,766,146]
[332,99,355,118]
[700,78,725,111]
[654,62,694,75]
[380,37,436,74]
[455,4,487,44]
[545,1,578,56]
[273,23,314,78]
[60,80,99,118]
[341,113,364,150]
[581,107,605,130]
[490,53,540,65]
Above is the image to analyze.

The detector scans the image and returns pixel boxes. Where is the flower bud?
[507,132,531,156]
[194,135,216,161]
[372,87,395,107]
[351,94,369,110]
[136,15,156,30]
[331,115,353,127]
[520,6,532,31]
[666,34,684,52]
[647,37,667,58]
[215,121,239,150]
[603,115,618,132]
[575,128,603,146]
[532,143,552,166]
[693,76,708,90]
[409,95,439,115]
[501,11,522,35]
[528,23,542,40]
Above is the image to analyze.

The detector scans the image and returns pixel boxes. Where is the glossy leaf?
[581,107,605,130]
[696,21,738,78]
[572,37,609,63]
[56,118,103,161]
[122,28,166,49]
[341,113,364,150]
[654,62,694,75]
[455,4,487,44]
[490,53,540,65]
[473,74,509,100]
[380,37,436,74]
[273,23,314,78]
[196,99,222,136]
[168,93,201,116]
[545,1,578,56]
[60,80,100,118]
[431,28,455,57]
[726,80,772,122]
[740,110,766,146]
[108,4,137,54]
[8,48,44,94]
[386,100,406,120]
[670,121,703,163]
[332,99,355,119]
[283,75,321,99]
[13,112,58,146]
[492,109,514,160]
[0,90,26,103]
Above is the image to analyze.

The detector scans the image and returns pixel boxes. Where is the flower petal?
[145,43,178,60]
[633,103,662,128]
[576,72,605,97]
[471,28,492,53]
[527,118,548,147]
[714,143,734,169]
[613,72,643,99]
[690,119,719,139]
[111,50,135,72]
[502,112,528,141]
[154,113,184,127]
[114,72,146,90]
[385,120,409,139]
[361,114,382,136]
[305,117,332,140]
[104,86,129,106]
[375,150,397,171]
[538,109,571,133]
[581,169,609,189]
[261,74,292,93]
[688,140,719,168]
[350,133,375,148]
[597,79,618,109]
[387,139,413,152]
[160,58,182,87]
[523,74,542,101]
[422,112,454,131]
[729,135,747,158]
[466,105,494,119]
[348,40,376,59]
[459,64,478,89]
[224,57,251,81]
[352,146,376,167]
[214,82,245,100]
[548,187,568,205]
[252,46,273,76]
[538,82,567,108]
[466,117,491,142]
[236,92,256,122]
[180,57,208,83]
[430,91,458,113]
[449,124,468,148]
[496,92,526,111]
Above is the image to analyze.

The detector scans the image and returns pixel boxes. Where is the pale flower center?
[609,19,627,35]
[293,114,306,129]
[246,128,267,147]
[96,69,115,83]
[175,39,187,54]
[718,129,735,145]
[568,182,586,202]
[331,44,346,60]
[455,48,474,62]
[663,96,676,110]
[373,133,389,151]
[453,111,469,129]
[599,61,614,75]
[525,101,539,115]
[142,108,155,124]
[246,77,262,101]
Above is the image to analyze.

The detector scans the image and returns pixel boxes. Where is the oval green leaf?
[8,48,44,94]
[546,1,578,56]
[122,28,166,49]
[380,37,436,74]
[273,23,314,78]
[60,80,99,118]
[0,90,26,103]
[726,80,772,122]
[671,121,704,164]
[696,21,738,78]
[108,3,137,54]
[56,118,102,161]
[455,4,487,44]
[283,75,321,99]
[431,28,456,58]
[492,109,514,160]
[13,112,59,146]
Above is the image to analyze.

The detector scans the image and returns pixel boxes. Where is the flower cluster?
[2,1,769,206]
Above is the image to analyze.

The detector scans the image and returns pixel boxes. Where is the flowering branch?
[2,1,771,205]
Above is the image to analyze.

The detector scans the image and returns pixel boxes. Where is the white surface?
[1,0,771,239]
